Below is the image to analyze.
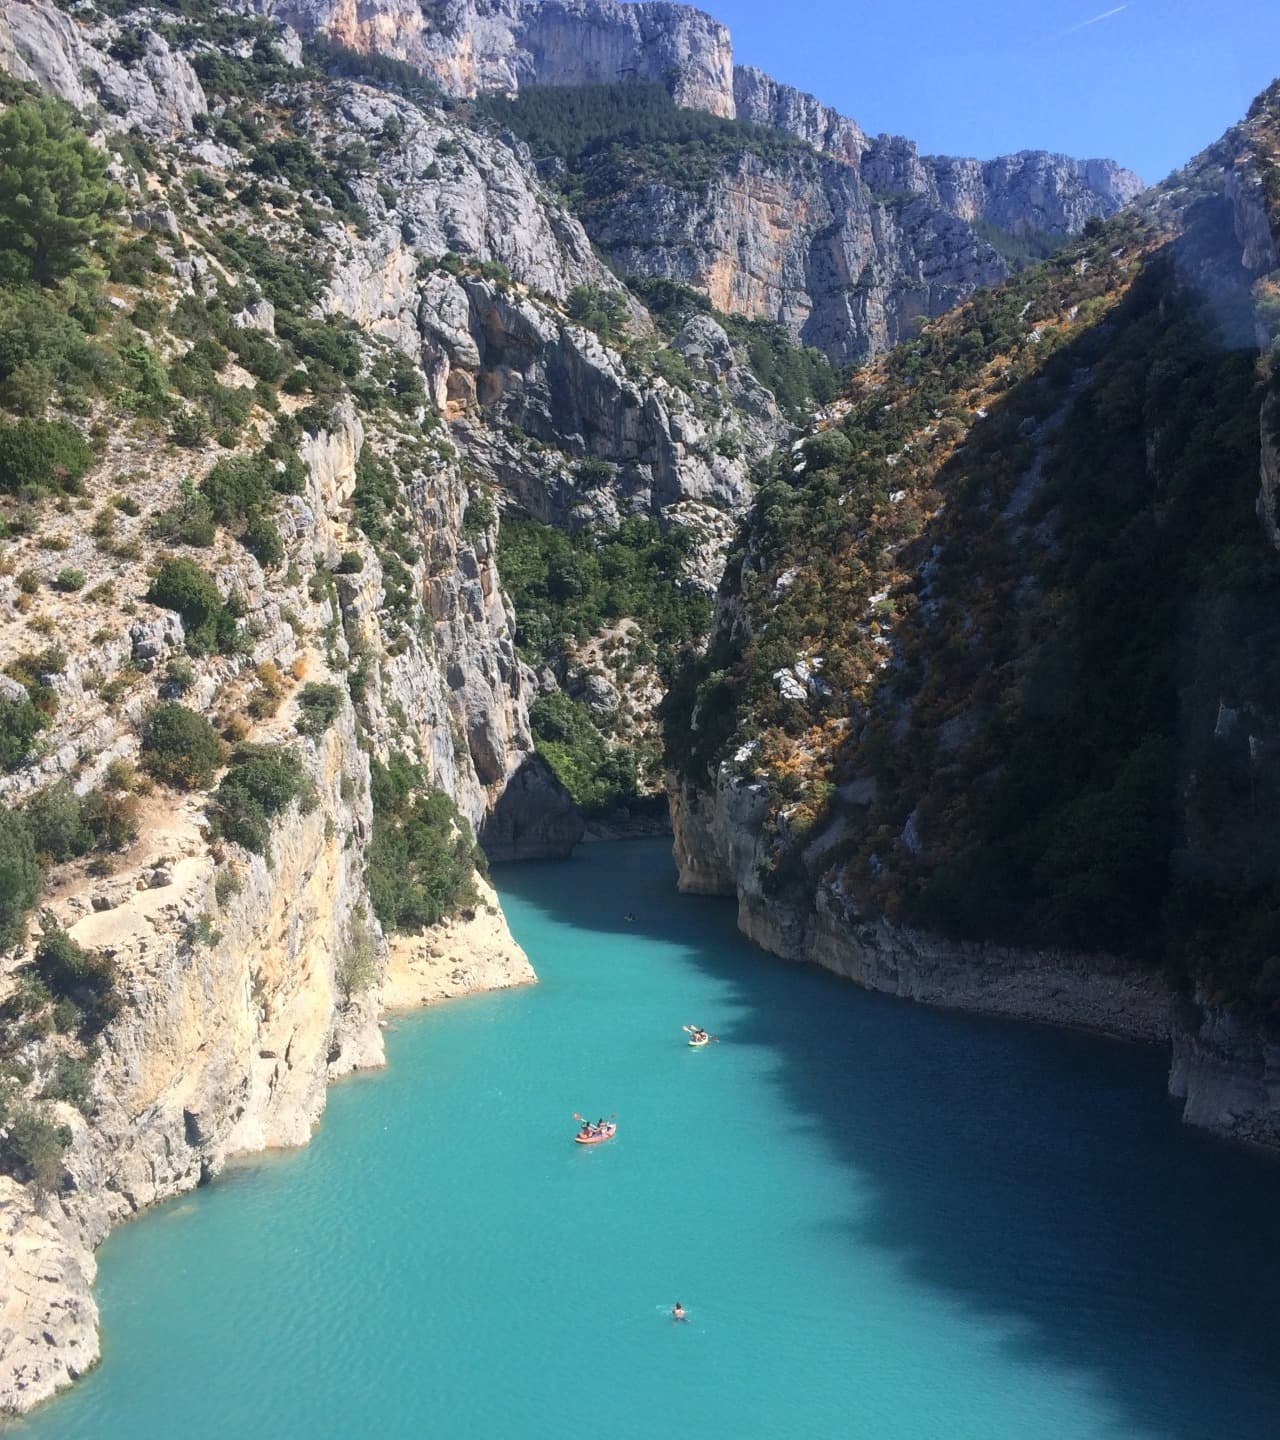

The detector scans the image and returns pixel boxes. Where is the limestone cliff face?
[587,150,1007,364]
[665,89,1280,1154]
[734,66,1143,237]
[1169,1003,1280,1149]
[256,0,736,116]
[0,0,208,136]
[732,64,867,165]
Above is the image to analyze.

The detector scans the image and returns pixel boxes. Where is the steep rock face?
[589,151,1006,364]
[1169,1004,1280,1149]
[251,0,1140,362]
[0,0,207,136]
[732,64,867,165]
[734,66,1143,237]
[864,142,1143,235]
[257,0,736,115]
[304,86,775,522]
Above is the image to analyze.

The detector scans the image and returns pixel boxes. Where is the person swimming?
[624,912,636,923]
[672,1302,687,1322]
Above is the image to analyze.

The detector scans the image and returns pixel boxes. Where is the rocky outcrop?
[589,150,1007,364]
[732,64,867,165]
[1260,393,1280,549]
[1169,1003,1280,1149]
[247,0,1142,362]
[0,1180,98,1415]
[732,66,1142,238]
[864,143,1143,235]
[0,1,207,136]
[482,755,586,861]
[257,0,736,115]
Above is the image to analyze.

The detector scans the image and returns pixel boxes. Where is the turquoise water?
[14,839,1280,1439]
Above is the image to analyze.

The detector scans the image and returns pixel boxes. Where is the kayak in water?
[683,1024,716,1047]
[689,1034,710,1048]
[574,1122,617,1145]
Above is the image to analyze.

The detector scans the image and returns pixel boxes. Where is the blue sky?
[703,0,1280,184]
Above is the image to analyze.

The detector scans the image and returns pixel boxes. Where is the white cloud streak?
[1062,4,1129,34]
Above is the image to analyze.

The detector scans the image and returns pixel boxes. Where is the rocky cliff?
[663,83,1280,1149]
[251,0,1141,365]
[258,0,737,115]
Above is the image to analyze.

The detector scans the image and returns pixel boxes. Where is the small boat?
[575,1123,617,1145]
[688,1034,710,1048]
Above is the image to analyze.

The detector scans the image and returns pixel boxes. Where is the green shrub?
[170,408,209,448]
[336,911,379,1000]
[152,482,216,547]
[212,745,315,856]
[164,657,196,693]
[365,755,480,932]
[243,511,284,567]
[530,692,639,815]
[295,682,344,739]
[0,692,46,770]
[0,418,93,494]
[0,808,40,948]
[146,557,231,652]
[53,566,85,592]
[199,454,273,524]
[41,1052,95,1114]
[140,703,221,789]
[25,781,91,862]
[81,786,138,852]
[31,921,119,1038]
[0,1103,70,1197]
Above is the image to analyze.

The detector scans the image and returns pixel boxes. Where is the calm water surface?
[15,840,1280,1439]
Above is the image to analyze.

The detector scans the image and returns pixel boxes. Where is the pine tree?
[0,98,118,285]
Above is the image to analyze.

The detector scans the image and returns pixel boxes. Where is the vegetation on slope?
[499,516,710,814]
[666,97,1280,1011]
[366,755,482,932]
[482,82,816,201]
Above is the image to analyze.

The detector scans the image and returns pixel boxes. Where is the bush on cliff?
[366,754,480,932]
[140,703,222,790]
[0,418,94,495]
[31,921,120,1039]
[0,96,119,286]
[211,744,316,857]
[0,809,40,949]
[529,692,640,817]
[0,691,46,771]
[146,557,241,654]
[0,1101,71,1199]
[294,683,344,739]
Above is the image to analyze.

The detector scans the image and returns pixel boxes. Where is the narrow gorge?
[0,0,1276,1420]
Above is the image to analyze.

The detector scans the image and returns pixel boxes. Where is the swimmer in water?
[624,912,636,923]
[672,1302,687,1322]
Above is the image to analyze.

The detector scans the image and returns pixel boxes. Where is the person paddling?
[672,1301,687,1322]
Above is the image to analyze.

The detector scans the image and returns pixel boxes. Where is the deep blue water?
[14,839,1280,1439]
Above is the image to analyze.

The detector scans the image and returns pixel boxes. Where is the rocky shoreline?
[0,852,535,1419]
[669,777,1280,1151]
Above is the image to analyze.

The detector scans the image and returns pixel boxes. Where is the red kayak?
[574,1123,617,1145]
